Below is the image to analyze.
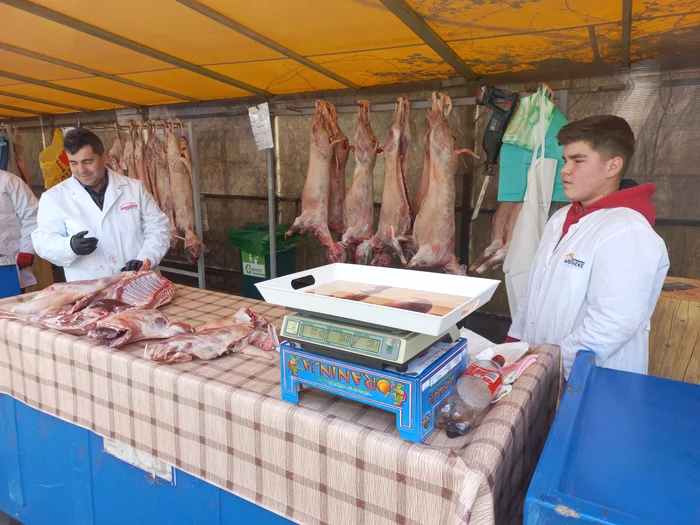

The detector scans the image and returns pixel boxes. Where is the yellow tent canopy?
[0,0,698,116]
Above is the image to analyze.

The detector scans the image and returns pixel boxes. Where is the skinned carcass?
[285,101,345,263]
[152,120,177,243]
[104,259,177,309]
[134,121,154,196]
[413,115,432,216]
[105,123,124,176]
[327,103,350,239]
[86,309,193,349]
[7,273,130,315]
[41,299,129,334]
[198,307,279,352]
[167,119,203,263]
[408,93,480,275]
[341,101,381,262]
[360,97,412,265]
[469,201,522,274]
[122,122,136,179]
[144,121,162,206]
[146,325,260,363]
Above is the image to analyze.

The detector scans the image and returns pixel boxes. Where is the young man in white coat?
[32,128,170,282]
[506,115,669,379]
[0,169,38,289]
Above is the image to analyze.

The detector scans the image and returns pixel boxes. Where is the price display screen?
[300,324,326,340]
[326,330,352,346]
[352,336,381,354]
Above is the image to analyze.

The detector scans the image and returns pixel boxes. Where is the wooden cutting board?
[649,277,700,384]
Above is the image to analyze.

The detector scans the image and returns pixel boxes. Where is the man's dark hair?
[557,115,635,178]
[63,128,105,156]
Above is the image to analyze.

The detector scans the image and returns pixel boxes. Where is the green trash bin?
[228,222,306,300]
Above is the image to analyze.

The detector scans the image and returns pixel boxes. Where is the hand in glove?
[120,259,143,272]
[70,231,98,256]
[16,252,34,269]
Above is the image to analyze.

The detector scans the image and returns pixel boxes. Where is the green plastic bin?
[228,222,305,300]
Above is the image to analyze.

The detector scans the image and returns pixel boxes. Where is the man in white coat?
[506,115,669,379]
[0,169,38,288]
[32,128,169,282]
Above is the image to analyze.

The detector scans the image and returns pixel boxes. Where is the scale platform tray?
[256,263,499,336]
[280,337,468,443]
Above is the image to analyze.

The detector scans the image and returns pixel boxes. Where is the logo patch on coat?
[120,202,138,211]
[563,252,586,269]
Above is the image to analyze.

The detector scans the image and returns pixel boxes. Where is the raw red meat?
[146,324,269,363]
[341,101,381,262]
[198,307,279,352]
[104,259,177,309]
[469,202,523,274]
[413,114,432,216]
[86,309,193,349]
[167,119,203,262]
[363,97,413,265]
[7,273,129,315]
[327,104,350,239]
[42,299,129,334]
[122,122,137,179]
[134,121,155,196]
[105,123,124,176]
[286,101,345,263]
[408,93,479,275]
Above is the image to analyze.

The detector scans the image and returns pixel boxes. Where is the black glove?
[70,231,98,256]
[120,259,143,272]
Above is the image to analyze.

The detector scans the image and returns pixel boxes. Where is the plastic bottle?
[435,354,506,438]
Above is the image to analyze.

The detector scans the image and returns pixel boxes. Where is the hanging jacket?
[498,108,570,203]
[32,170,169,282]
[508,183,669,378]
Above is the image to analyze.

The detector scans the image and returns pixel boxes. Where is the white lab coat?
[32,170,170,282]
[508,205,669,379]
[503,92,558,318]
[0,170,38,288]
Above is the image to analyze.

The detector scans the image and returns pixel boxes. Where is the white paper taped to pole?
[248,103,274,150]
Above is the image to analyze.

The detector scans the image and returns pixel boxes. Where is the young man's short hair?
[63,128,105,157]
[557,115,635,178]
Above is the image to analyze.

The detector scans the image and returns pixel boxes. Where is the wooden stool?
[649,277,700,384]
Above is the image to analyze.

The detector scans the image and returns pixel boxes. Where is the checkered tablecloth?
[0,285,560,525]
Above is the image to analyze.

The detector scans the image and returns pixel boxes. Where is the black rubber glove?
[120,259,143,272]
[70,231,98,256]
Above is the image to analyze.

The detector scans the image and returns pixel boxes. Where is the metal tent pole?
[267,116,277,279]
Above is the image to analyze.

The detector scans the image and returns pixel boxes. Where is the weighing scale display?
[300,324,326,340]
[326,331,352,346]
[352,336,381,353]
[282,314,459,368]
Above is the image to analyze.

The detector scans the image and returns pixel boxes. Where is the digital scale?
[281,312,460,372]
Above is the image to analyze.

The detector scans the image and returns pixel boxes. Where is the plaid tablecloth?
[0,286,560,525]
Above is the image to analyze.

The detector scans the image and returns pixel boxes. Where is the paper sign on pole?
[248,103,274,150]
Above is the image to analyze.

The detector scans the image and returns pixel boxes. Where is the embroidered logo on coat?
[563,253,586,269]
[120,202,138,211]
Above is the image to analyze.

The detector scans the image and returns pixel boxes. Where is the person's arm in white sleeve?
[559,225,669,374]
[8,174,38,254]
[136,186,170,266]
[31,192,79,266]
